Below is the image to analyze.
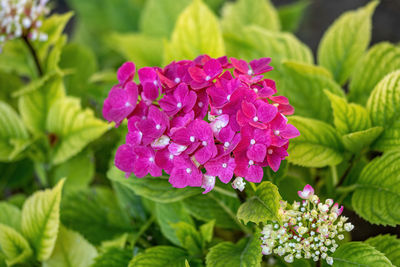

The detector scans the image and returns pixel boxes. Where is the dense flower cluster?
[103,55,299,193]
[0,0,49,50]
[261,185,354,265]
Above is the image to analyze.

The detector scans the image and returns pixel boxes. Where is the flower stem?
[22,35,43,76]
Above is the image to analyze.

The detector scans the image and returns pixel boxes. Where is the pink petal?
[249,58,273,75]
[115,144,136,173]
[247,144,266,162]
[257,102,277,123]
[117,62,135,85]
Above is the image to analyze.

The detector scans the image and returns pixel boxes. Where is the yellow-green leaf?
[21,179,65,261]
[0,224,33,266]
[129,246,188,267]
[0,202,22,232]
[366,235,400,266]
[342,127,383,153]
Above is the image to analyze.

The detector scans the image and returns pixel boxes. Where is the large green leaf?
[107,33,163,68]
[317,1,378,85]
[129,246,188,267]
[0,71,23,105]
[206,234,262,267]
[139,0,191,38]
[155,202,194,246]
[367,70,400,151]
[92,247,132,267]
[352,150,400,226]
[330,242,392,266]
[43,226,97,267]
[60,187,132,245]
[46,97,109,165]
[325,91,371,135]
[221,0,280,35]
[21,179,65,261]
[0,224,33,266]
[0,101,29,161]
[164,0,225,63]
[281,61,344,122]
[0,39,36,77]
[341,127,383,153]
[182,189,241,229]
[0,202,22,231]
[172,222,202,255]
[366,235,400,266]
[277,0,310,33]
[288,116,344,167]
[237,182,281,224]
[108,166,201,203]
[349,42,400,105]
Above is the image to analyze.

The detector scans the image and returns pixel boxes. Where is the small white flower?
[231,177,246,192]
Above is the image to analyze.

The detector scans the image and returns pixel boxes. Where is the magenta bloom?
[298,184,315,199]
[103,56,299,193]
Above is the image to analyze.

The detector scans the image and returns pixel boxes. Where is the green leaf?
[0,202,22,231]
[288,116,344,167]
[43,226,98,267]
[60,187,132,245]
[349,42,400,105]
[44,35,67,74]
[182,189,241,229]
[342,127,383,153]
[206,234,262,267]
[325,91,371,135]
[112,180,147,222]
[352,150,400,226]
[164,0,225,63]
[171,222,202,255]
[129,246,188,267]
[46,97,109,165]
[139,0,191,38]
[108,166,201,203]
[317,1,378,85]
[0,224,33,266]
[155,202,194,246]
[237,181,281,224]
[107,33,163,68]
[0,101,29,161]
[51,149,94,191]
[0,71,23,105]
[281,61,344,122]
[277,0,310,32]
[92,247,132,267]
[330,242,392,266]
[221,0,280,35]
[366,235,400,266]
[200,220,215,244]
[0,39,36,77]
[21,179,65,261]
[18,73,65,134]
[367,70,400,151]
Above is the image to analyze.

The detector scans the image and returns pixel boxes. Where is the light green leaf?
[182,189,241,229]
[288,116,344,167]
[129,246,188,267]
[352,150,400,226]
[200,220,215,244]
[330,242,392,266]
[139,0,191,37]
[342,127,383,153]
[171,222,202,255]
[21,179,65,261]
[317,1,378,85]
[43,226,97,267]
[0,224,33,266]
[325,90,371,135]
[221,0,280,35]
[366,235,400,266]
[237,181,281,224]
[60,187,132,245]
[44,35,67,74]
[155,202,194,246]
[0,71,23,104]
[18,73,65,134]
[278,0,310,33]
[92,247,132,267]
[206,234,262,267]
[108,166,201,203]
[367,70,400,151]
[107,33,163,68]
[164,0,225,63]
[0,39,36,77]
[0,202,22,232]
[51,149,94,191]
[0,101,29,161]
[349,42,400,105]
[281,61,344,122]
[46,97,109,165]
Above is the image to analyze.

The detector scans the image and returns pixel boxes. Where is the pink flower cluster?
[103,55,299,193]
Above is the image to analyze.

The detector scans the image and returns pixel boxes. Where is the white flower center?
[250,139,256,145]
[198,102,203,107]
[153,80,158,86]
[254,88,258,93]
[169,154,174,160]
[190,136,195,142]
[156,124,161,130]
[224,142,230,148]
[222,163,227,168]
[274,130,280,136]
[205,75,211,81]
[273,103,279,107]
[177,102,182,108]
[247,69,253,75]
[186,168,192,174]
[268,149,273,155]
[149,157,154,162]
[217,109,222,114]
[227,94,231,100]
[249,160,254,165]
[202,141,207,146]
[174,77,181,83]
[125,102,131,107]
[253,116,259,122]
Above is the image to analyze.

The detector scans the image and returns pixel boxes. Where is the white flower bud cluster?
[0,0,49,49]
[260,186,354,266]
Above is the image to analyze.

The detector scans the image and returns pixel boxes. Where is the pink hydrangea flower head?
[298,184,315,199]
